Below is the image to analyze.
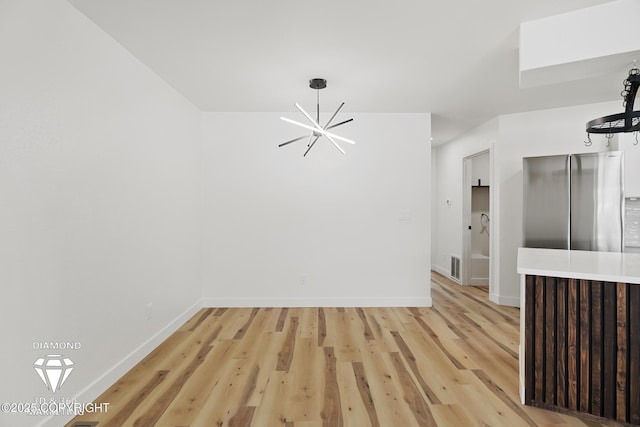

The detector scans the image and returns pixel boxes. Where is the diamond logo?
[33,354,74,393]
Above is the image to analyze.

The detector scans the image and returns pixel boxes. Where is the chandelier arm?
[330,133,355,144]
[294,103,324,131]
[303,136,321,157]
[323,133,345,155]
[325,118,353,131]
[281,117,317,131]
[322,102,345,129]
[280,117,355,144]
[279,134,310,147]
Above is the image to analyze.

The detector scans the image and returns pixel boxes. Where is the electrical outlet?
[145,302,153,320]
[300,275,307,285]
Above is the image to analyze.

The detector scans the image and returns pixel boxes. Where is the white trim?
[470,277,489,286]
[201,296,432,308]
[37,300,203,427]
[432,264,460,284]
[431,263,449,278]
[462,155,473,286]
[490,293,520,308]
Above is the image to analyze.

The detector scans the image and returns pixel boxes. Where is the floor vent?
[71,423,98,427]
[450,256,460,280]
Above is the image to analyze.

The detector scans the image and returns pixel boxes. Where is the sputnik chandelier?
[279,78,355,157]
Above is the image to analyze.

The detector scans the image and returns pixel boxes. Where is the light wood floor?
[68,273,610,427]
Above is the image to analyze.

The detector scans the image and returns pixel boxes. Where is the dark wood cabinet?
[524,274,640,425]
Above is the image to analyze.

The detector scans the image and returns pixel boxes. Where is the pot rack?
[585,64,640,146]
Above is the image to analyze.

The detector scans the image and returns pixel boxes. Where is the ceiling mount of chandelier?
[279,78,355,157]
[585,64,640,146]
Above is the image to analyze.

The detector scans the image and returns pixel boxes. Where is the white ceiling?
[68,0,623,144]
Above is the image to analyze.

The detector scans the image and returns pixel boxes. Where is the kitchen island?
[517,248,640,426]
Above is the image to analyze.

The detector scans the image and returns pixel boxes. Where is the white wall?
[0,2,202,426]
[431,119,498,279]
[201,113,431,306]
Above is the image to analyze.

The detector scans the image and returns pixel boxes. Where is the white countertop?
[517,247,640,284]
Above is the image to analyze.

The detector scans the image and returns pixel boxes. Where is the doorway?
[462,150,491,288]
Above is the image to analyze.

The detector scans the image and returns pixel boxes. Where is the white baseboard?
[432,264,460,284]
[201,296,432,308]
[490,293,520,307]
[38,299,203,427]
[470,277,489,286]
[431,264,448,277]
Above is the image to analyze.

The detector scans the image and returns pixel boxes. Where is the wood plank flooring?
[68,273,611,427]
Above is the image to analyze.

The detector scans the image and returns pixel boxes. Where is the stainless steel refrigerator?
[523,151,624,252]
